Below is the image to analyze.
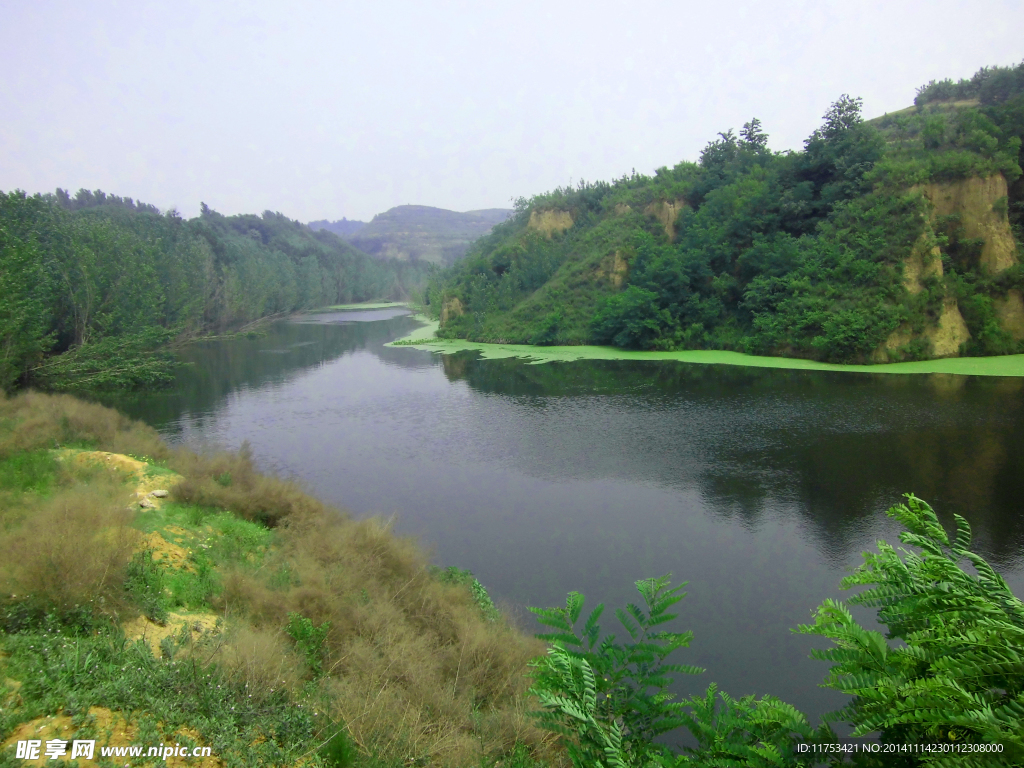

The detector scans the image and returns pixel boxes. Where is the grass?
[0,389,565,768]
[0,624,323,767]
[389,315,1024,377]
[0,449,59,494]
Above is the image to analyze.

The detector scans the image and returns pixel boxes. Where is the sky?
[2,0,1022,223]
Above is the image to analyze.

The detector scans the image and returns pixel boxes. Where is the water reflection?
[441,354,1024,568]
[102,310,428,427]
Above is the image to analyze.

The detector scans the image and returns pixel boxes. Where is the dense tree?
[0,190,430,391]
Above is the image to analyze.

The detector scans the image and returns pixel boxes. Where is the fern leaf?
[566,591,585,624]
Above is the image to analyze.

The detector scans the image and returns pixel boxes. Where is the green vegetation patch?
[432,566,501,622]
[390,316,1024,376]
[529,495,1024,766]
[0,625,327,767]
[0,191,430,394]
[426,61,1024,366]
[0,449,60,494]
[315,301,411,311]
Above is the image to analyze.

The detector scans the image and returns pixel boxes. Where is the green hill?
[427,62,1024,364]
[347,205,512,265]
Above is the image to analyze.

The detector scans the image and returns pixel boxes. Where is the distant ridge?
[336,205,513,265]
[308,217,367,237]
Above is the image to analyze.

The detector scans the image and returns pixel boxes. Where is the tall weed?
[0,480,137,626]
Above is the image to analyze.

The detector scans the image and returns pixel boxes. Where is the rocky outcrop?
[915,175,1018,274]
[527,209,573,237]
[874,299,971,362]
[927,299,972,357]
[644,199,688,240]
[882,174,1019,361]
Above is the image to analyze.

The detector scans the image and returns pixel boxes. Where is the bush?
[528,576,704,766]
[286,612,331,676]
[797,494,1024,764]
[0,481,137,626]
[124,550,169,623]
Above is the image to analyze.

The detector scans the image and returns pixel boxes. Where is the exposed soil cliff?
[995,289,1024,341]
[883,174,1020,360]
[597,250,629,288]
[644,199,688,240]
[915,175,1017,274]
[901,233,944,294]
[527,209,573,237]
[440,296,465,325]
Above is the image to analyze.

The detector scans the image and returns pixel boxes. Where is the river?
[107,307,1024,729]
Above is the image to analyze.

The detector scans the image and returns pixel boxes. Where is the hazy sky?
[3,1,1022,222]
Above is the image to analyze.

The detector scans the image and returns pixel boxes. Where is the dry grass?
[219,510,558,765]
[200,625,305,706]
[170,446,330,527]
[0,479,138,621]
[0,390,170,460]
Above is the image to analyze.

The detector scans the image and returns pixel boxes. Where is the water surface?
[109,309,1024,729]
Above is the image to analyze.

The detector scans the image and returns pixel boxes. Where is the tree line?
[0,190,431,391]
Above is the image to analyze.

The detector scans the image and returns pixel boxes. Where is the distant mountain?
[342,205,513,265]
[308,218,367,237]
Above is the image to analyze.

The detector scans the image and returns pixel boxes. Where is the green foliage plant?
[530,495,1024,767]
[0,448,59,494]
[0,625,323,766]
[319,724,357,767]
[286,612,331,676]
[528,576,704,767]
[435,566,501,622]
[674,683,831,767]
[797,494,1024,766]
[124,549,170,623]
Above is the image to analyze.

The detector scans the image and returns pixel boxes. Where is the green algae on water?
[315,301,411,311]
[387,316,1024,377]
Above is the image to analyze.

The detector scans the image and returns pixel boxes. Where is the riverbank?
[0,391,557,768]
[388,315,1024,377]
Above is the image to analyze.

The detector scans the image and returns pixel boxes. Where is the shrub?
[797,494,1024,764]
[0,389,169,460]
[286,612,331,676]
[434,566,501,622]
[169,443,329,527]
[0,481,137,626]
[528,576,704,766]
[124,549,169,623]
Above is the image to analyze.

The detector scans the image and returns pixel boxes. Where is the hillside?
[427,62,1024,363]
[346,205,512,265]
